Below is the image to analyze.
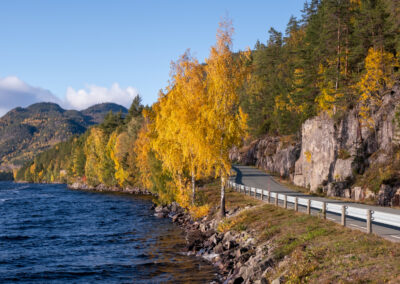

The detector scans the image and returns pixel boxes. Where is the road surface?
[231,165,400,243]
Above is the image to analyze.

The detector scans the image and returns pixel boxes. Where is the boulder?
[351,186,364,201]
[378,184,396,206]
[391,188,400,206]
[186,229,205,251]
[154,205,164,213]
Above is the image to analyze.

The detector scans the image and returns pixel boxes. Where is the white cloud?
[0,77,139,117]
[0,76,62,117]
[65,83,138,110]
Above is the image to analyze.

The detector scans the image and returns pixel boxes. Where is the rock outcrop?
[230,136,300,180]
[294,87,400,199]
[233,85,400,205]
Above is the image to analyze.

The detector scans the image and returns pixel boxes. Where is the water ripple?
[0,182,218,283]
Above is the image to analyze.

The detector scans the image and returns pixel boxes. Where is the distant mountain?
[82,103,128,124]
[0,102,127,170]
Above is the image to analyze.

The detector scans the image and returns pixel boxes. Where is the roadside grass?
[199,180,400,283]
[198,179,261,210]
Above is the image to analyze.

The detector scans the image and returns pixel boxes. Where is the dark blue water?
[0,182,218,283]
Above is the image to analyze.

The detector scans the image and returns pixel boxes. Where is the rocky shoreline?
[153,202,280,284]
[67,182,152,195]
[68,182,277,283]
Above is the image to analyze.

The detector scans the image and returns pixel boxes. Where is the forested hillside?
[16,0,400,214]
[0,102,127,170]
[241,0,400,136]
[15,97,145,185]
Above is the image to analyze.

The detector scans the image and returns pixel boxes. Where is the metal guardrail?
[227,181,400,233]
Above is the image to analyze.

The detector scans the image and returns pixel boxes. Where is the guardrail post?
[267,190,271,203]
[367,209,372,234]
[294,197,298,212]
[341,206,346,226]
[322,202,326,219]
[307,199,311,215]
[275,193,278,206]
[283,195,287,209]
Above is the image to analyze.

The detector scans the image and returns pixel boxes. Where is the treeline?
[16,0,400,217]
[242,0,400,135]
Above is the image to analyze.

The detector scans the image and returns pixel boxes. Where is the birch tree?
[204,19,249,217]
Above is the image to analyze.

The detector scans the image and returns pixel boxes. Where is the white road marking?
[349,224,366,230]
[327,217,335,221]
[390,235,400,240]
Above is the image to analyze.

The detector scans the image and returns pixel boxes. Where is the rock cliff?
[230,136,300,180]
[232,85,400,206]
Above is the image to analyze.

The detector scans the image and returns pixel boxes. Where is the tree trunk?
[344,25,348,78]
[220,175,226,217]
[191,171,196,205]
[336,16,341,91]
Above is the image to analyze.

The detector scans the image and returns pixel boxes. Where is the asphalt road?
[231,165,400,243]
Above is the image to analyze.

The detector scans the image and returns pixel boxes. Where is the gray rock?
[293,113,337,192]
[214,243,224,254]
[351,186,364,201]
[230,136,300,180]
[154,205,163,213]
[378,184,400,206]
[271,276,284,284]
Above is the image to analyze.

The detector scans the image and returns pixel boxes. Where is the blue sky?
[0,0,304,115]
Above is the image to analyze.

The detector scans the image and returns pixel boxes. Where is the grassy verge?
[199,180,400,283]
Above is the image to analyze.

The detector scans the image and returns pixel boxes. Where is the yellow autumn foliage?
[356,48,398,128]
[134,115,153,190]
[315,63,344,116]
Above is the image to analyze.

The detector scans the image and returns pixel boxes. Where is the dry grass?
[199,180,400,283]
[198,179,261,211]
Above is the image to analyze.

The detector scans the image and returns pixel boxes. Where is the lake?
[0,182,218,283]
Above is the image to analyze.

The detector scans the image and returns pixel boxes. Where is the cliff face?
[230,136,300,180]
[232,85,400,206]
